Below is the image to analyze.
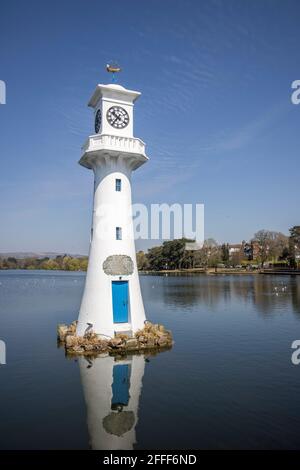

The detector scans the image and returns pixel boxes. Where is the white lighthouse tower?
[77,77,148,338]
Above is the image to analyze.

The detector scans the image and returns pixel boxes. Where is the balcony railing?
[82,134,146,156]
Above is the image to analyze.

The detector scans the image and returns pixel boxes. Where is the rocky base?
[57,321,173,357]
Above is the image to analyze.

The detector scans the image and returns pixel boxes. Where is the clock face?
[106,106,129,129]
[94,109,101,133]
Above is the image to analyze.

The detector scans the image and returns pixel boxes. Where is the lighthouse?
[77,77,148,338]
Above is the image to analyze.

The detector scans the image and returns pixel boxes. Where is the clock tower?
[76,81,148,338]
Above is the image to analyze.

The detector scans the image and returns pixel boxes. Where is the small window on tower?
[115,178,121,192]
[116,227,122,240]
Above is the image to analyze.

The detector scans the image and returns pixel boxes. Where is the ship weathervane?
[106,63,121,83]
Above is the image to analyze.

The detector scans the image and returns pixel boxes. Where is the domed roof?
[107,84,125,90]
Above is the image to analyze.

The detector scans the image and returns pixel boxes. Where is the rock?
[116,333,129,341]
[57,324,69,341]
[69,321,77,334]
[77,337,86,346]
[155,330,166,338]
[157,336,168,346]
[65,335,77,348]
[125,339,139,350]
[84,332,99,344]
[58,319,173,357]
[97,342,107,350]
[144,323,155,334]
[109,337,123,348]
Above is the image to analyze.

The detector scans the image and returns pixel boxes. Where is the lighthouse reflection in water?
[79,354,145,449]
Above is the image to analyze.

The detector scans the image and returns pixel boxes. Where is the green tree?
[66,258,81,271]
[289,226,300,268]
[6,257,18,269]
[231,251,243,267]
[253,230,272,267]
[145,238,193,271]
[253,230,289,267]
[268,232,288,261]
[147,246,165,271]
[136,251,149,270]
[221,243,229,264]
[79,257,88,271]
[43,259,60,270]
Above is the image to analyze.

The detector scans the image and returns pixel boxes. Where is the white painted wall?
[97,99,134,137]
[77,83,148,338]
[91,84,139,138]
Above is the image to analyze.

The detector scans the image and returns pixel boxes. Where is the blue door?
[111,364,131,407]
[112,281,129,323]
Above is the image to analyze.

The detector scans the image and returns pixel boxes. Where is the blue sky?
[0,0,299,254]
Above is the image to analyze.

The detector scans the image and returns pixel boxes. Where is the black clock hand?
[112,110,121,123]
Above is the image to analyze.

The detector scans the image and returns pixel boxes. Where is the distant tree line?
[1,226,299,272]
[137,226,300,271]
[137,237,225,271]
[0,255,88,271]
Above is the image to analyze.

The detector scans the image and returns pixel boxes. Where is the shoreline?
[140,269,258,275]
[140,268,300,276]
[0,268,299,276]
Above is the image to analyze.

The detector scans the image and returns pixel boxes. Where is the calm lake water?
[1,270,300,449]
